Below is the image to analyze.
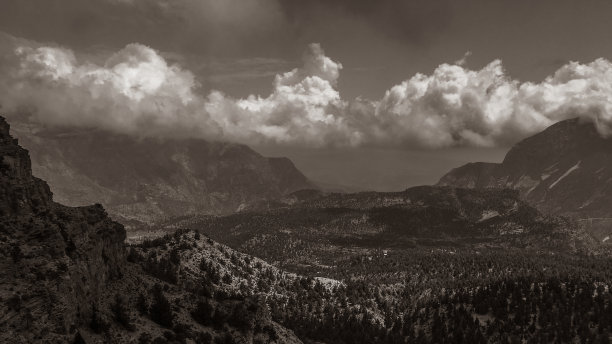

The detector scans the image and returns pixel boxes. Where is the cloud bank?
[2,33,612,148]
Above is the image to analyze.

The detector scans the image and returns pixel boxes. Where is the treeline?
[130,229,612,344]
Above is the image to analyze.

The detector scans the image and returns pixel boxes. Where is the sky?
[1,0,612,190]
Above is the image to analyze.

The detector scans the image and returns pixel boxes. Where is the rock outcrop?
[1,116,126,343]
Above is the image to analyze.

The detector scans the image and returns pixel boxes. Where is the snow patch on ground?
[578,198,595,209]
[603,236,610,243]
[514,175,539,193]
[315,277,345,290]
[479,210,500,222]
[549,161,581,189]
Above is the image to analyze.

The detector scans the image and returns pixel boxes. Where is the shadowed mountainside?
[438,118,612,241]
[438,118,612,217]
[8,118,312,226]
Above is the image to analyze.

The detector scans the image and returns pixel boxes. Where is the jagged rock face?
[0,119,52,216]
[0,116,126,343]
[438,118,612,220]
[9,121,312,225]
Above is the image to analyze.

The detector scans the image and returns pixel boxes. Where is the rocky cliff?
[0,116,126,342]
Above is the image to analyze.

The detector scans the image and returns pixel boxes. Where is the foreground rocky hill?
[0,115,301,343]
[8,118,312,226]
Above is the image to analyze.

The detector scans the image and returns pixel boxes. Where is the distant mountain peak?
[6,117,314,225]
[438,117,612,240]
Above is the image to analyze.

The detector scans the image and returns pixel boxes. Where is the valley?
[2,114,612,343]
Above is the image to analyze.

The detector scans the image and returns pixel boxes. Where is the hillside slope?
[147,186,596,274]
[438,118,612,242]
[0,115,301,343]
[136,189,612,344]
[438,118,612,219]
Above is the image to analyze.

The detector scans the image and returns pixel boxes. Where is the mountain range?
[438,118,612,241]
[7,118,312,226]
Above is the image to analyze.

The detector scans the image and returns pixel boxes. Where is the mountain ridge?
[438,118,612,220]
[7,117,313,226]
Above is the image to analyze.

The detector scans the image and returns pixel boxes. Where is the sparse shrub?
[195,332,213,344]
[172,322,190,343]
[169,248,181,265]
[10,244,22,262]
[137,292,149,315]
[143,256,178,284]
[6,294,21,311]
[212,306,229,330]
[127,247,142,262]
[56,261,68,272]
[263,325,278,341]
[138,332,152,344]
[90,303,110,334]
[73,332,86,344]
[215,289,229,301]
[222,273,232,284]
[214,333,235,344]
[111,294,134,331]
[191,299,214,326]
[150,284,174,328]
[228,303,254,332]
[197,280,214,298]
[151,336,168,344]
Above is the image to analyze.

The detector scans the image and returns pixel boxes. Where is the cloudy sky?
[2,0,612,190]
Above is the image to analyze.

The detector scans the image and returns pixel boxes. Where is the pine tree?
[150,284,174,328]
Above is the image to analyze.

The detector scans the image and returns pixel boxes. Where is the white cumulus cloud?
[0,34,217,138]
[2,32,612,148]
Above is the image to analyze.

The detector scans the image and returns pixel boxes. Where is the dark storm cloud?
[0,0,454,59]
[0,0,177,49]
[276,0,453,46]
[0,0,293,57]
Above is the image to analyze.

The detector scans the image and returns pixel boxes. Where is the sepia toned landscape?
[1,1,612,343]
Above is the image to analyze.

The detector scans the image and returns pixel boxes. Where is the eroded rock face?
[0,119,52,216]
[0,115,126,343]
